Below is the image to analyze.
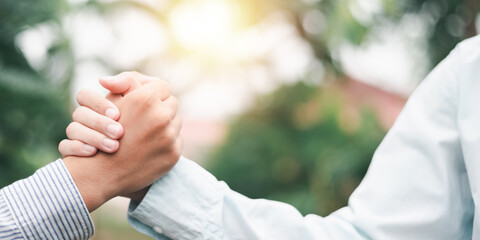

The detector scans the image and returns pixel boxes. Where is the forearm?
[127,157,364,239]
[0,159,94,239]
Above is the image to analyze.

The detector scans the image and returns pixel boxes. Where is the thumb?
[99,72,142,96]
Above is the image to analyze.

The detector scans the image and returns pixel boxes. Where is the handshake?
[60,72,183,212]
[2,36,474,240]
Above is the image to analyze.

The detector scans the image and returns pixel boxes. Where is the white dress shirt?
[127,36,480,239]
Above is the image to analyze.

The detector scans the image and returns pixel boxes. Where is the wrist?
[125,186,150,202]
[62,155,116,212]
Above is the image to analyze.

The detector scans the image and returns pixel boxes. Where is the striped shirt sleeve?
[0,193,23,240]
[0,159,94,239]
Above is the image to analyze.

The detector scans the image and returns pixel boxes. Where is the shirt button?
[153,226,163,234]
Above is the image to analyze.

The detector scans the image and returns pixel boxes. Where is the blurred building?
[340,78,407,130]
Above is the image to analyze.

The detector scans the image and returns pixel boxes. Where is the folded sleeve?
[0,159,94,239]
[127,157,362,239]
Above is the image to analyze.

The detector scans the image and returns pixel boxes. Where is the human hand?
[59,71,158,156]
[58,89,123,157]
[61,72,183,211]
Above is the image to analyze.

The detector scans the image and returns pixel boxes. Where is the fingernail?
[83,144,96,154]
[105,108,118,119]
[107,123,122,137]
[103,138,117,150]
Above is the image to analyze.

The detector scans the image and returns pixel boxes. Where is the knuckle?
[177,116,183,128]
[145,89,158,102]
[171,96,178,107]
[76,89,88,103]
[154,110,172,127]
[170,139,183,161]
[134,88,157,107]
[71,107,84,121]
[123,71,139,81]
[72,141,85,154]
[162,108,173,120]
[148,80,170,100]
[65,122,79,138]
[129,71,140,77]
[161,81,171,96]
[91,113,104,129]
[91,136,105,150]
[168,109,176,120]
[168,96,179,113]
[58,140,69,155]
[164,127,176,143]
[157,82,171,100]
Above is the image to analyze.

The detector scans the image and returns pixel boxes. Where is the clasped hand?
[61,72,182,212]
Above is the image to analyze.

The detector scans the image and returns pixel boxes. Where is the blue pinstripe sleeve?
[0,159,94,239]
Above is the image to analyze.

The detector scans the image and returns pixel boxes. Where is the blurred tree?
[251,0,479,75]
[85,0,478,80]
[205,0,478,216]
[390,0,478,68]
[207,82,385,215]
[0,0,73,187]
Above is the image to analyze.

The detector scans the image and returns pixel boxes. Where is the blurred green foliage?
[249,0,479,73]
[0,0,72,187]
[395,0,479,68]
[207,82,385,215]
[206,0,479,216]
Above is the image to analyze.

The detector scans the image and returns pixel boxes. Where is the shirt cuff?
[1,159,94,239]
[128,156,225,240]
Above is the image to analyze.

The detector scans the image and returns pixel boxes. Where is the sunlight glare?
[169,0,235,52]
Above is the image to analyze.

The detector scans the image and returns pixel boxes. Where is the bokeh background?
[1,0,479,239]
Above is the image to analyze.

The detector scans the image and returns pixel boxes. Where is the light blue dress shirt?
[127,36,480,239]
[0,160,94,239]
